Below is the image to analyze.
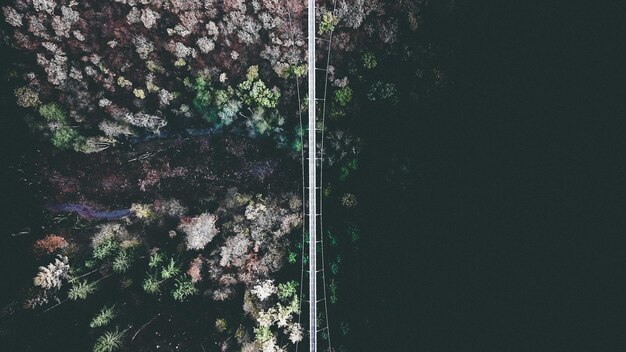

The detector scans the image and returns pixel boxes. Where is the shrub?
[329,279,338,304]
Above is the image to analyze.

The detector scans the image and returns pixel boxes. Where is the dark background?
[348,1,626,351]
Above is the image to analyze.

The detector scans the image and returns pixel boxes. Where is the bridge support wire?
[283,0,339,350]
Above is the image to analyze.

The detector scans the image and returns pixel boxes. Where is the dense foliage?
[0,0,439,350]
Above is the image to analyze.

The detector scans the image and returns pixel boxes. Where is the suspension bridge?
[285,0,339,350]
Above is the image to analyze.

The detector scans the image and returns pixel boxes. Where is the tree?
[362,52,377,69]
[319,11,339,34]
[250,280,276,301]
[39,103,67,122]
[90,305,117,328]
[112,249,133,273]
[33,235,68,255]
[33,255,70,290]
[160,258,181,280]
[277,281,298,301]
[68,280,97,300]
[172,276,198,301]
[334,86,353,107]
[93,328,125,352]
[238,66,281,109]
[142,274,160,294]
[14,87,40,108]
[51,127,80,150]
[178,213,219,250]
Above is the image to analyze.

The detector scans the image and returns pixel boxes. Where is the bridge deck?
[307,0,317,350]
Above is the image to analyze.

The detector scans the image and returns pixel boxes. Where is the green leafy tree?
[284,64,306,78]
[93,238,120,260]
[287,252,297,264]
[160,258,180,280]
[318,12,339,34]
[142,274,160,294]
[193,76,218,123]
[68,280,97,300]
[334,86,353,107]
[112,249,132,273]
[93,328,125,352]
[148,251,165,269]
[39,103,67,122]
[51,127,80,150]
[362,52,377,69]
[254,326,273,343]
[90,305,117,328]
[238,66,280,109]
[172,276,198,301]
[277,281,298,301]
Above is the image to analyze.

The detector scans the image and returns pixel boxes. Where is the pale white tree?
[140,8,160,29]
[32,0,56,14]
[2,6,23,27]
[178,213,219,250]
[33,255,70,290]
[250,280,276,301]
